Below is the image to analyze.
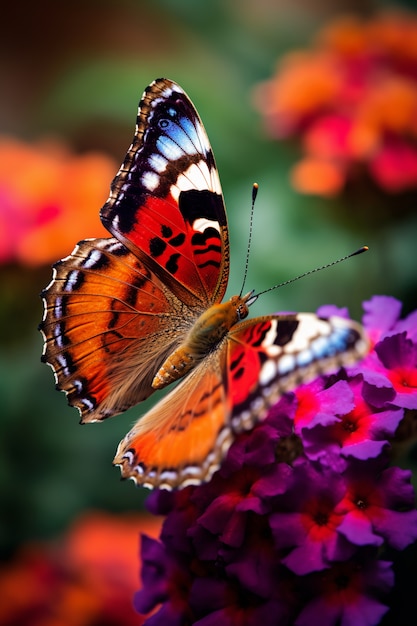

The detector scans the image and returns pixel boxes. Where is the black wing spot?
[232,366,245,381]
[161,224,173,238]
[230,350,245,372]
[241,322,271,348]
[169,233,186,247]
[275,320,299,346]
[191,228,221,248]
[166,253,180,274]
[193,243,222,257]
[196,259,221,269]
[179,189,226,226]
[108,310,120,330]
[149,237,167,257]
[124,276,147,306]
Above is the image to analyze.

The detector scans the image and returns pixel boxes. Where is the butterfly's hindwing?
[114,350,232,490]
[40,237,200,422]
[227,314,368,433]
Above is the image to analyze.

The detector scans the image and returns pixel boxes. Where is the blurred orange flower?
[0,137,116,266]
[0,511,162,626]
[254,11,417,197]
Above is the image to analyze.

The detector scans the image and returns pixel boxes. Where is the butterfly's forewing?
[114,313,368,489]
[101,78,229,306]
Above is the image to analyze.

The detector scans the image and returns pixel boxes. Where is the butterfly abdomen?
[152,294,251,389]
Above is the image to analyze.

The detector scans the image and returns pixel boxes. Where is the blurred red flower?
[0,511,162,626]
[254,11,417,197]
[0,136,116,266]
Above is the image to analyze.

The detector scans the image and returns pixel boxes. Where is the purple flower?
[337,464,417,550]
[270,463,355,575]
[134,534,193,625]
[296,558,394,626]
[135,296,417,625]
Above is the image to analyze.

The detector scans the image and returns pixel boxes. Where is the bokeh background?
[1,0,416,624]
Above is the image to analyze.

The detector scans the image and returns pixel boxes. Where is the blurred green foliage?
[1,0,416,563]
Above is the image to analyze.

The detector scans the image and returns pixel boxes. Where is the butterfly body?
[40,78,369,490]
[153,293,251,389]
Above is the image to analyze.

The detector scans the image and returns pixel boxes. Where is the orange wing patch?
[40,237,196,422]
[114,355,232,489]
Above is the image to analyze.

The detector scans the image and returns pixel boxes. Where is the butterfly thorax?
[152,294,251,390]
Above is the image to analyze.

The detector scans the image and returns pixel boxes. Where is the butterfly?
[40,78,368,490]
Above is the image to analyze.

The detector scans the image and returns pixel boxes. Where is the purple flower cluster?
[135,297,417,626]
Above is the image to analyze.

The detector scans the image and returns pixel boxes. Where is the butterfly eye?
[237,303,249,321]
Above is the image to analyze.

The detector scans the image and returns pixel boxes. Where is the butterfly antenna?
[251,245,369,301]
[239,183,258,298]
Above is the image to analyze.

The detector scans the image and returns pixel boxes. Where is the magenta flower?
[135,296,417,625]
[369,334,417,409]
